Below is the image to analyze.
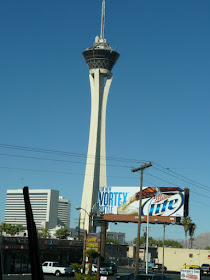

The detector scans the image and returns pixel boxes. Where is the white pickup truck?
[42,261,74,277]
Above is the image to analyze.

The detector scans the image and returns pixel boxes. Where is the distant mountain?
[189,232,210,249]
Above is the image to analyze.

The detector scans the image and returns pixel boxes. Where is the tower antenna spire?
[100,0,105,40]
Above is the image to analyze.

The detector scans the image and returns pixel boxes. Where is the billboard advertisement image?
[99,186,186,217]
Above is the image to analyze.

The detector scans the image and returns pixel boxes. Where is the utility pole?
[131,162,152,277]
[78,214,81,240]
[97,219,107,278]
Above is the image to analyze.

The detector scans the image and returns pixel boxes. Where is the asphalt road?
[2,267,210,280]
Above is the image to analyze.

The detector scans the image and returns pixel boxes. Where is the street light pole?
[75,207,90,275]
[78,213,81,240]
[75,207,91,234]
[75,205,99,275]
[89,212,92,234]
[131,162,152,277]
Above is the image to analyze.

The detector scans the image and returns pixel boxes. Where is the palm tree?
[189,223,196,249]
[182,217,192,248]
[38,228,51,238]
[0,223,11,234]
[42,228,51,238]
[15,224,24,234]
[0,223,4,233]
[54,228,68,239]
[85,249,98,276]
[10,225,17,236]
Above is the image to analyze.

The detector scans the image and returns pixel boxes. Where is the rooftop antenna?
[100,0,105,40]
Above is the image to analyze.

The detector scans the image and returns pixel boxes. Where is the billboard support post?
[131,162,152,277]
[162,224,166,275]
[146,198,154,274]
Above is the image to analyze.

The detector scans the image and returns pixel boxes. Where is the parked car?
[100,262,117,275]
[148,263,156,268]
[42,261,74,277]
[201,264,210,274]
[152,264,167,272]
[92,264,108,275]
[100,267,109,276]
[183,264,200,269]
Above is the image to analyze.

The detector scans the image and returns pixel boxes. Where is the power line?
[0,165,137,180]
[0,152,132,169]
[152,165,210,192]
[190,198,210,208]
[152,162,209,190]
[0,143,147,164]
[0,165,161,188]
[1,164,207,201]
[145,171,210,199]
[1,164,210,204]
[0,144,209,196]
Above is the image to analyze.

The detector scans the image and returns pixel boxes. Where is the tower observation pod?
[80,0,119,232]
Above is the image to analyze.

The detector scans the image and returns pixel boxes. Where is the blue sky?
[0,0,210,242]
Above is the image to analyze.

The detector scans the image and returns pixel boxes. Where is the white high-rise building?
[5,189,59,229]
[80,0,119,231]
[57,196,71,228]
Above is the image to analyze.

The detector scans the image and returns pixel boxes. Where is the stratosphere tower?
[80,0,119,232]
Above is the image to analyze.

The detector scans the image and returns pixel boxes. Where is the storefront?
[1,236,83,274]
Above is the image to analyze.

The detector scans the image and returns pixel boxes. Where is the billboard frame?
[102,214,181,225]
[98,187,189,225]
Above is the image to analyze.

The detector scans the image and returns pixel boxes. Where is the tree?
[10,225,17,236]
[85,249,98,276]
[38,228,51,238]
[164,239,183,248]
[0,222,10,234]
[15,224,24,234]
[106,237,120,245]
[0,223,24,236]
[133,236,147,245]
[54,228,68,239]
[71,263,81,274]
[182,216,192,248]
[133,236,182,248]
[189,223,196,249]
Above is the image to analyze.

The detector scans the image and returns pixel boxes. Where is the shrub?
[75,273,99,280]
[71,263,81,273]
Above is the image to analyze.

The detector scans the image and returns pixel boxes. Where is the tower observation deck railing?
[83,41,119,72]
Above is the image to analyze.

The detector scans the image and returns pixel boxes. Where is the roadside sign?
[86,234,99,251]
[181,269,200,280]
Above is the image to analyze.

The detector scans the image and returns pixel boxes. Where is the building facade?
[57,196,71,228]
[106,232,126,245]
[1,236,83,274]
[158,247,210,272]
[5,189,59,229]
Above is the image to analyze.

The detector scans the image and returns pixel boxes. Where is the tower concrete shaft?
[80,69,113,231]
[81,37,119,231]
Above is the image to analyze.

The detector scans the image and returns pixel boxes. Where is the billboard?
[99,186,188,217]
[181,269,200,280]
